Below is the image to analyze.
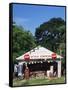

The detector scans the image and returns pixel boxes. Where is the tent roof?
[16,46,63,61]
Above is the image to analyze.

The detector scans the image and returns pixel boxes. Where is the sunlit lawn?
[13,76,65,87]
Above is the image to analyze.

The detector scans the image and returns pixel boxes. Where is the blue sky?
[13,4,65,35]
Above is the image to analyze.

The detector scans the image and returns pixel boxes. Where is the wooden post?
[24,67,29,80]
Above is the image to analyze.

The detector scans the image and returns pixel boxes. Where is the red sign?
[52,53,56,60]
[24,54,30,61]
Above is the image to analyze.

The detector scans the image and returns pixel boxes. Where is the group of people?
[14,63,30,79]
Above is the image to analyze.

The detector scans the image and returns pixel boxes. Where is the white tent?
[16,46,63,78]
[16,46,63,61]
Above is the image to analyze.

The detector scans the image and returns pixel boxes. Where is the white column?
[47,70,50,77]
[50,66,53,74]
[57,61,61,78]
[18,62,23,76]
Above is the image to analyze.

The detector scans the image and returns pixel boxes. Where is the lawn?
[13,76,65,87]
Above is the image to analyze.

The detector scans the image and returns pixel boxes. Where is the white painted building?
[16,46,63,78]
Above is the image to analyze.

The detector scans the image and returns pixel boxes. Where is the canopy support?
[57,60,61,78]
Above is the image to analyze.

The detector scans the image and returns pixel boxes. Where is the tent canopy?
[16,46,63,61]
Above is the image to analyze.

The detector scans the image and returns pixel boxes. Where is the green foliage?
[13,24,36,61]
[35,18,65,53]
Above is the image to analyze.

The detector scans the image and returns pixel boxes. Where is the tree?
[13,23,36,62]
[35,18,65,52]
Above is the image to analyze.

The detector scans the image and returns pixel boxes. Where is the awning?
[16,46,63,61]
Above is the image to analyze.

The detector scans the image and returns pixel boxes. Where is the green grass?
[13,76,65,87]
